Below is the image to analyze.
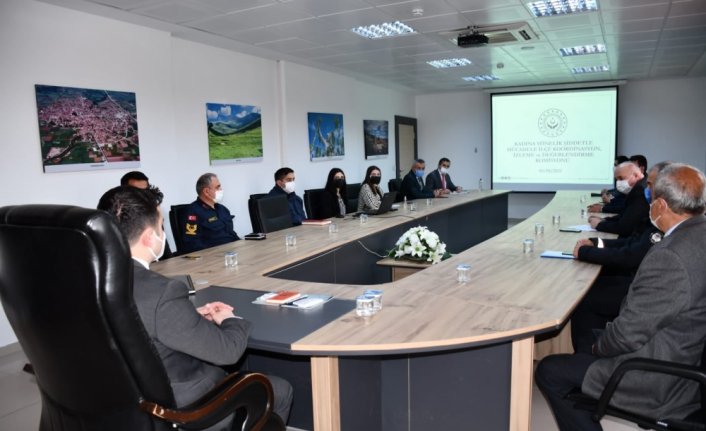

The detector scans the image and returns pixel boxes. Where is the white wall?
[414,77,706,218]
[415,91,491,190]
[0,0,414,347]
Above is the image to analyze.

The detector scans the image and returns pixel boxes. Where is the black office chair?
[249,194,292,233]
[346,182,361,214]
[388,178,403,202]
[0,204,284,431]
[169,204,190,256]
[567,342,706,431]
[303,188,327,220]
[248,193,269,234]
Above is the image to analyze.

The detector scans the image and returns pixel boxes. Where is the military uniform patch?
[185,224,197,236]
[208,216,218,223]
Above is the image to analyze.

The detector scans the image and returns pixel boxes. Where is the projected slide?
[492,87,617,192]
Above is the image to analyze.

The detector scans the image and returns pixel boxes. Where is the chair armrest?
[593,358,706,421]
[139,372,277,431]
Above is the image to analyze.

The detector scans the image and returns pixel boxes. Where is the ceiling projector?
[457,33,489,47]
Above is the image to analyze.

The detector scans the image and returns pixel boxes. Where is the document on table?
[540,250,576,259]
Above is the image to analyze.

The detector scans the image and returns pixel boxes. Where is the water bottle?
[478,178,484,191]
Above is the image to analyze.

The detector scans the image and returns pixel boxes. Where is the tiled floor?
[0,344,639,431]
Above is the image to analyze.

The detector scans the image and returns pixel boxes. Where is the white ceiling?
[39,0,706,93]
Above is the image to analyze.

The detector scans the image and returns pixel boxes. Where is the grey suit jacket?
[582,215,706,419]
[132,262,251,407]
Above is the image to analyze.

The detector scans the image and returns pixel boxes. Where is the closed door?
[395,116,417,179]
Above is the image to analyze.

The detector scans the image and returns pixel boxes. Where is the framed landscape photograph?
[35,84,140,173]
[363,119,389,159]
[308,112,344,161]
[206,103,263,165]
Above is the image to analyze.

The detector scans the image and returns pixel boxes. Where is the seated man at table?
[589,156,630,214]
[588,162,649,238]
[401,159,441,200]
[97,186,293,428]
[569,162,670,354]
[268,167,306,225]
[536,163,706,431]
[425,157,462,194]
[120,170,150,189]
[181,173,240,254]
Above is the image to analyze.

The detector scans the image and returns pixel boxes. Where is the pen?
[562,252,574,256]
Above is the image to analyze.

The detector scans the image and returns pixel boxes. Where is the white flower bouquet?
[388,225,448,264]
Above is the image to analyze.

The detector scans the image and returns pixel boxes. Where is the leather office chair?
[345,182,361,214]
[303,188,327,220]
[567,343,706,431]
[248,193,269,233]
[388,178,403,202]
[169,204,190,256]
[0,204,284,431]
[249,194,292,233]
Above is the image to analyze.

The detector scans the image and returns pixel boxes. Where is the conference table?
[153,190,614,431]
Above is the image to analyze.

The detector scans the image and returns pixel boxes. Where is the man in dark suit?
[536,163,706,431]
[98,186,292,429]
[588,161,649,238]
[400,158,440,200]
[268,167,306,225]
[569,162,670,354]
[425,157,462,194]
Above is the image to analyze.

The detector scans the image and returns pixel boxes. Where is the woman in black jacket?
[320,168,348,219]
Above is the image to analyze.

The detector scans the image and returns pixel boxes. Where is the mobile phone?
[244,233,266,240]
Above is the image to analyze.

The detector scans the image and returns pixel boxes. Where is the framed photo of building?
[206,103,263,165]
[308,112,344,161]
[35,84,140,173]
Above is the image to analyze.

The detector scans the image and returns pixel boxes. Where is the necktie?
[441,172,446,190]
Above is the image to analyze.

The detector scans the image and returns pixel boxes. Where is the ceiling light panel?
[351,21,416,39]
[571,64,610,73]
[559,43,606,56]
[462,74,500,81]
[427,58,472,68]
[527,0,598,18]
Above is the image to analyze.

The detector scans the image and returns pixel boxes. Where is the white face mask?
[214,189,224,203]
[649,201,662,230]
[149,229,166,262]
[284,181,296,194]
[439,167,448,175]
[615,179,632,194]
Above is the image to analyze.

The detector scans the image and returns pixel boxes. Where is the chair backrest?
[248,193,269,233]
[303,188,327,220]
[169,204,190,256]
[388,178,404,202]
[346,183,361,214]
[0,205,174,431]
[254,195,292,233]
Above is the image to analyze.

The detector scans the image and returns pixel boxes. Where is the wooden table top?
[153,190,614,355]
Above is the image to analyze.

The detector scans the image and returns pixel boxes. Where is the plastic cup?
[457,264,471,283]
[355,295,375,317]
[523,239,534,253]
[224,251,237,267]
[534,223,544,235]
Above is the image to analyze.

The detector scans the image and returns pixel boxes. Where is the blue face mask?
[415,169,424,178]
[644,187,651,204]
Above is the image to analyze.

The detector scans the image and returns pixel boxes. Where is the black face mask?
[369,176,381,185]
[334,178,346,188]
